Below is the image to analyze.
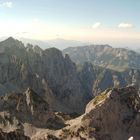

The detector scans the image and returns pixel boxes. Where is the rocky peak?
[41,48,87,113]
[64,53,76,71]
[26,43,34,49]
[80,85,140,140]
[64,53,71,62]
[0,37,26,59]
[5,37,16,42]
[44,47,63,59]
[26,44,42,54]
[1,37,25,49]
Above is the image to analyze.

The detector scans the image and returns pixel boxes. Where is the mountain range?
[0,37,140,139]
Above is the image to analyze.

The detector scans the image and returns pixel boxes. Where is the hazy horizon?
[0,0,140,48]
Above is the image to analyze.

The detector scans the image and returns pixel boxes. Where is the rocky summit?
[82,86,140,140]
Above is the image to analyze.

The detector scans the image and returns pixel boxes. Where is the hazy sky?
[0,0,140,48]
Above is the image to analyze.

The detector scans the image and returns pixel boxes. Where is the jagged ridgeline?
[0,37,89,114]
[0,37,140,114]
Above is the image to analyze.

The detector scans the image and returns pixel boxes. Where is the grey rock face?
[42,48,86,113]
[77,62,100,98]
[0,38,87,114]
[77,62,140,97]
[92,68,140,96]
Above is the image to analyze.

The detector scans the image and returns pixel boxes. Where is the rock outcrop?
[0,129,30,140]
[0,88,66,131]
[0,88,67,139]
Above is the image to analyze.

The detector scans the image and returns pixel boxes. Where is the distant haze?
[0,37,139,51]
[0,0,139,49]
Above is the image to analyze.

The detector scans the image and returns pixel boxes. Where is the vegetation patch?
[93,91,108,105]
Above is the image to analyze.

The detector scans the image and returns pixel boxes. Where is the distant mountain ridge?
[63,45,140,71]
[47,38,89,50]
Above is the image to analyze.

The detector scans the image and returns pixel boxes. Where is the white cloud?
[118,23,134,28]
[0,1,13,8]
[92,22,101,29]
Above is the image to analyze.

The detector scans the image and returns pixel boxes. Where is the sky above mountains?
[0,0,140,48]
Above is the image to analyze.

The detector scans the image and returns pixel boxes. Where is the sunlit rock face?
[82,86,140,140]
